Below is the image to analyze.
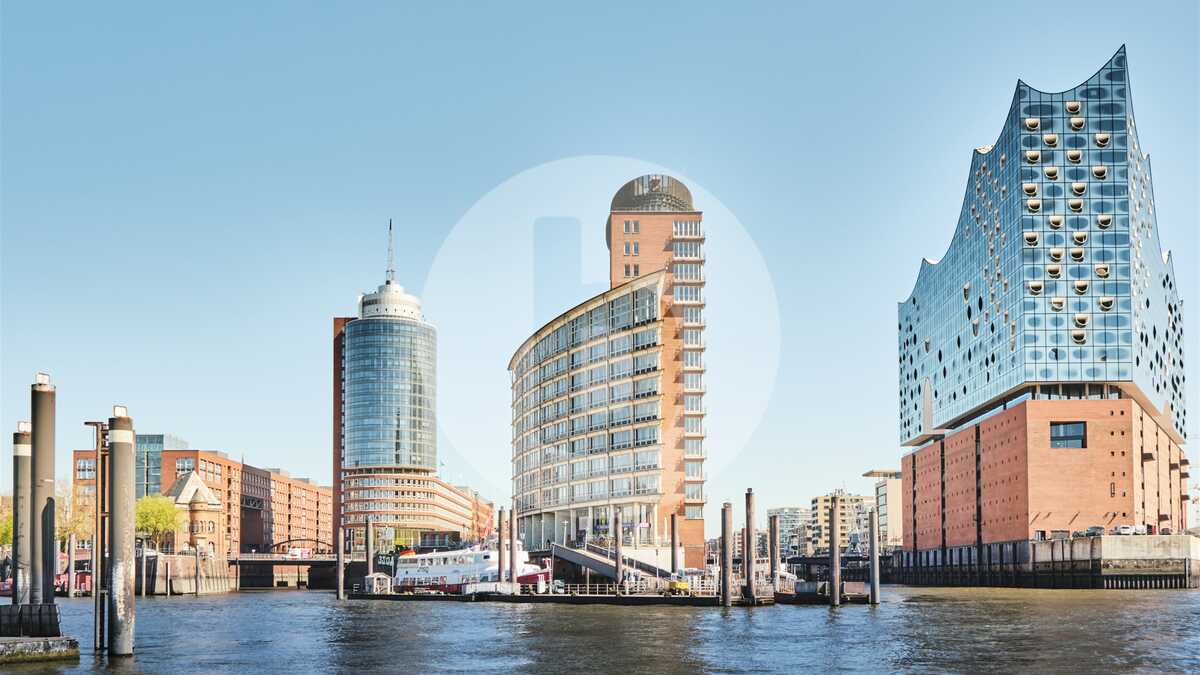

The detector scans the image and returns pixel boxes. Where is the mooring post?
[68,533,77,598]
[508,509,518,592]
[670,513,679,577]
[30,373,57,606]
[613,510,624,593]
[366,523,374,578]
[830,494,841,607]
[768,514,780,593]
[496,507,506,584]
[12,422,32,606]
[336,525,345,600]
[720,502,733,607]
[744,489,757,602]
[869,507,881,605]
[194,548,201,597]
[108,407,136,656]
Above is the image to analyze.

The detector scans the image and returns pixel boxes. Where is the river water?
[12,586,1200,673]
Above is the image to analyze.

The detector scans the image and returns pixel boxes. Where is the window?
[685,506,703,519]
[632,241,639,256]
[632,264,640,276]
[624,264,631,278]
[1050,422,1087,448]
[624,241,631,256]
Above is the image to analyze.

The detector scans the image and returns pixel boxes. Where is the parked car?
[1160,527,1173,535]
[1071,531,1086,538]
[1085,526,1105,537]
[1133,524,1148,535]
[1112,525,1135,535]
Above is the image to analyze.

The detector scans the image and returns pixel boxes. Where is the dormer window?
[1074,314,1089,328]
[1025,118,1041,131]
[1023,183,1038,196]
[1025,150,1041,164]
[1070,248,1085,262]
[1067,150,1083,164]
[1097,214,1113,229]
[1049,247,1064,262]
[1046,264,1062,278]
[1028,280,1044,296]
[1071,182,1087,196]
[1098,296,1115,311]
[1065,101,1081,114]
[1071,329,1087,344]
[1092,165,1108,179]
[1069,199,1084,212]
[1024,232,1040,246]
[1027,199,1042,213]
[1073,232,1088,245]
[1094,263,1110,278]
[1043,133,1059,147]
[1044,167,1059,180]
[1070,117,1086,131]
[1050,297,1066,311]
[1048,215,1064,229]
[1095,133,1110,147]
[1073,280,1089,294]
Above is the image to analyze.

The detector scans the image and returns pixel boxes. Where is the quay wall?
[893,535,1199,589]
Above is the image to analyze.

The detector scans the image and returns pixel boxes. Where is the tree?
[0,515,12,547]
[56,481,94,545]
[135,495,183,550]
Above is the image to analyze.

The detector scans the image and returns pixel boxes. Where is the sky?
[2,2,1198,525]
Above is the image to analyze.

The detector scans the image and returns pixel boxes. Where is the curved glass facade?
[898,47,1185,445]
[343,317,437,470]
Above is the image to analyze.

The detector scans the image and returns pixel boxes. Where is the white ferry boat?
[392,544,549,593]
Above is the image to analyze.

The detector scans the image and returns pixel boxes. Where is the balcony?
[684,472,707,482]
[683,447,706,459]
[671,231,705,242]
[682,407,707,416]
[684,492,706,503]
[682,428,706,439]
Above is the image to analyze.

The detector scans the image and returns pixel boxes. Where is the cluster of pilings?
[5,374,62,637]
[719,490,882,607]
[6,373,137,657]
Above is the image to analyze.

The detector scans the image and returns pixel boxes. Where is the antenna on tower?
[386,218,395,284]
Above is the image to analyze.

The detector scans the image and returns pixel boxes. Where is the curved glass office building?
[897,48,1188,569]
[509,174,708,568]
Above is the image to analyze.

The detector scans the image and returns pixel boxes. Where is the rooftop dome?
[610,174,694,212]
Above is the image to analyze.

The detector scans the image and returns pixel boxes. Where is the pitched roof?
[163,470,221,507]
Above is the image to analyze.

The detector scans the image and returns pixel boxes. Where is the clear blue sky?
[3,2,1197,525]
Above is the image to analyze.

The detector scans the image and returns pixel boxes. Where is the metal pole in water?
[496,507,505,584]
[108,407,136,656]
[508,509,518,592]
[869,507,881,605]
[336,525,345,600]
[670,513,679,576]
[140,545,147,597]
[12,422,32,606]
[720,502,733,607]
[613,509,623,593]
[30,374,56,606]
[830,494,841,607]
[768,514,780,594]
[366,523,374,578]
[85,420,107,651]
[194,548,201,597]
[68,533,77,598]
[744,489,757,602]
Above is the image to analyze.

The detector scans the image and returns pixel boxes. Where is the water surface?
[13,586,1200,673]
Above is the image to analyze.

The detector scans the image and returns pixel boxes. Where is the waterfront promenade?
[26,588,1200,672]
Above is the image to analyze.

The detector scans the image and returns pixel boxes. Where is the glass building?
[135,433,189,498]
[896,48,1188,563]
[899,46,1185,447]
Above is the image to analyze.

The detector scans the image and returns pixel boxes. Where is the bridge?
[227,538,348,567]
[548,542,673,582]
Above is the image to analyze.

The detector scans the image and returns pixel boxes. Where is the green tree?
[0,515,12,547]
[135,495,183,550]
